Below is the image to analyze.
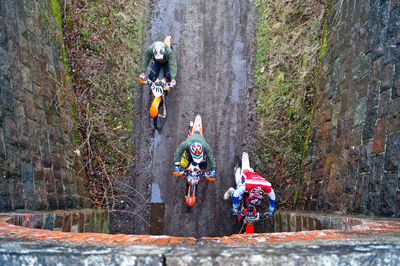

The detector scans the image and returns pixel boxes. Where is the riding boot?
[223,187,235,200]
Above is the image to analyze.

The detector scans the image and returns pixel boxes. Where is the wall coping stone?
[0,210,400,245]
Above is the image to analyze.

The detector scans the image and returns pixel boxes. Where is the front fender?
[150,96,161,117]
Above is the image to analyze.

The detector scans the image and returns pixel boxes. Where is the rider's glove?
[208,169,216,177]
[170,79,176,87]
[139,73,146,79]
[259,212,267,220]
[253,212,260,221]
[231,208,239,216]
[174,162,181,173]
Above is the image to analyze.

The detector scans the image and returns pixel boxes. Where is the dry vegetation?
[60,0,146,208]
[254,0,327,209]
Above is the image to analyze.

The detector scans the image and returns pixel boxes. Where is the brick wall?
[298,0,400,216]
[0,0,90,211]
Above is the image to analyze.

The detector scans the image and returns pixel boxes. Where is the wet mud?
[112,0,258,238]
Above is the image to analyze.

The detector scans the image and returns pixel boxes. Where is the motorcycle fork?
[186,184,196,197]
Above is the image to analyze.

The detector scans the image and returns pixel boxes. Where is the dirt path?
[113,0,257,238]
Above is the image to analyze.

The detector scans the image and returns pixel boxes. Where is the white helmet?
[153,41,165,60]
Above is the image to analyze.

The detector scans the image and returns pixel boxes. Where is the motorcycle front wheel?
[153,115,166,130]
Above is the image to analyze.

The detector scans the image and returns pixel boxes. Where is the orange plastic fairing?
[138,77,146,84]
[150,96,161,117]
[172,172,183,176]
[186,196,195,207]
[205,177,216,181]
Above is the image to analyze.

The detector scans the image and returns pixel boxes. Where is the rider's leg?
[199,156,208,170]
[148,61,161,81]
[163,63,171,83]
[223,187,235,200]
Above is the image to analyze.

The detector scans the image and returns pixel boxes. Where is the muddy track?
[112,0,257,237]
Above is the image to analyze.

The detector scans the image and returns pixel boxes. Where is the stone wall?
[0,0,90,211]
[7,209,109,233]
[298,0,400,216]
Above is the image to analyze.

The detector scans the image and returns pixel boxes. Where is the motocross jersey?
[141,43,177,79]
[173,134,216,169]
[232,169,275,212]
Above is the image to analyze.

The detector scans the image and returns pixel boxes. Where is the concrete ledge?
[1,210,400,245]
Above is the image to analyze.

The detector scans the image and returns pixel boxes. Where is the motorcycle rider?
[223,169,275,220]
[140,40,177,87]
[173,136,216,178]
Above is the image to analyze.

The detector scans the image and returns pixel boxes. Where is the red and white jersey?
[242,169,272,194]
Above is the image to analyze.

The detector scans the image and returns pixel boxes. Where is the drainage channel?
[150,183,165,235]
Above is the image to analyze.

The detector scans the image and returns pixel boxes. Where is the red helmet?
[248,189,264,206]
[190,142,204,164]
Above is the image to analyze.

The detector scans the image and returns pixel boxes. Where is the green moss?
[254,0,326,209]
[50,0,62,29]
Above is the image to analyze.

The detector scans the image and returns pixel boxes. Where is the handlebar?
[138,75,175,89]
[172,170,216,181]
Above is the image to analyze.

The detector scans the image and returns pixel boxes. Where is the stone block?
[367,192,381,214]
[372,119,387,153]
[62,213,71,232]
[4,117,17,143]
[32,214,43,228]
[52,154,61,180]
[367,81,380,109]
[381,63,395,92]
[53,213,64,229]
[44,168,55,193]
[32,154,44,180]
[380,172,398,215]
[0,194,12,211]
[43,213,54,230]
[39,136,52,168]
[24,193,38,210]
[343,157,358,193]
[357,75,370,99]
[34,180,47,210]
[47,193,57,209]
[84,211,92,232]
[359,141,373,172]
[43,97,55,125]
[362,107,378,141]
[378,90,391,118]
[24,91,37,120]
[392,65,400,99]
[354,97,367,126]
[388,98,400,132]
[384,132,400,172]
[350,126,362,155]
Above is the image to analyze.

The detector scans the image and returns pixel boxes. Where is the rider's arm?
[141,45,154,73]
[267,188,276,212]
[166,46,177,80]
[173,140,189,164]
[203,142,216,169]
[232,185,245,209]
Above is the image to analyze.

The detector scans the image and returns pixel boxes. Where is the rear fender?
[245,224,254,234]
[189,114,203,135]
[150,96,161,117]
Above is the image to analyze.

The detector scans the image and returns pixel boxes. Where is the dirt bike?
[138,36,174,130]
[172,114,216,209]
[233,152,267,234]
